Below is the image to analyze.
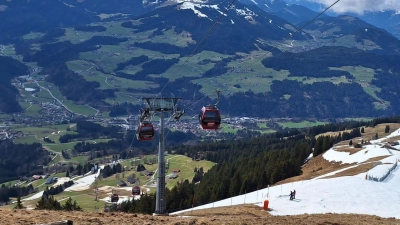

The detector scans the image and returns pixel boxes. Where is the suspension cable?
[245,0,341,70]
[183,0,341,113]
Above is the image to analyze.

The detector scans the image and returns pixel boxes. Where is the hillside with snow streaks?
[180,2,222,18]
[173,128,400,219]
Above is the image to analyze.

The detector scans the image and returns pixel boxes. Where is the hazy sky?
[304,0,400,14]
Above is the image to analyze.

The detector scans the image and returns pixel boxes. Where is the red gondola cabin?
[137,122,155,141]
[111,193,119,202]
[199,106,221,130]
[132,186,140,195]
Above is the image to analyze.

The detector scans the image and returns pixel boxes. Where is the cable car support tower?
[142,97,184,215]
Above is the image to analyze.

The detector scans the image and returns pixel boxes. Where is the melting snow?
[173,128,400,219]
[235,7,257,16]
[181,2,208,18]
[179,2,223,18]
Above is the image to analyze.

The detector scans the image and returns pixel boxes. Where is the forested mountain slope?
[0,0,400,119]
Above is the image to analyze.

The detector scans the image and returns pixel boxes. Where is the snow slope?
[173,129,400,219]
[63,167,103,192]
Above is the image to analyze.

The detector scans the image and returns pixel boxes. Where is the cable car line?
[182,0,340,130]
[245,0,341,70]
[189,0,341,111]
[135,0,340,136]
[137,0,237,135]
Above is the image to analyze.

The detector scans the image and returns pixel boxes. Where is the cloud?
[306,0,400,14]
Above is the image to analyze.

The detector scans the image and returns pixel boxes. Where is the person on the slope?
[290,191,293,200]
[293,190,296,199]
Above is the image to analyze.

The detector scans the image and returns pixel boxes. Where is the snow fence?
[367,157,398,182]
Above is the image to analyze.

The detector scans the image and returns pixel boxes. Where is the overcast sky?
[302,0,400,14]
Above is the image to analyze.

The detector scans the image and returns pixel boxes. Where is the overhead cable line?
[182,0,341,113]
[245,0,341,70]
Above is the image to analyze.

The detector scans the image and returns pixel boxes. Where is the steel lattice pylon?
[142,97,183,216]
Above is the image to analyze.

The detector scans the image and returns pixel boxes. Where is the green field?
[192,53,290,96]
[165,155,215,189]
[11,124,112,154]
[0,113,11,119]
[278,120,328,129]
[3,154,216,211]
[43,139,111,153]
[219,124,243,134]
[11,124,74,144]
[20,102,42,116]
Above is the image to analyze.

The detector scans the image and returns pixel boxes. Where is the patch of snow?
[368,163,397,179]
[323,144,391,164]
[61,1,75,8]
[24,88,35,92]
[172,128,400,219]
[250,0,258,5]
[181,2,208,18]
[235,7,257,16]
[65,166,103,192]
[23,191,44,201]
[173,0,209,3]
[178,2,223,18]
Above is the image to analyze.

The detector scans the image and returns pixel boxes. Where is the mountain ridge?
[0,0,400,119]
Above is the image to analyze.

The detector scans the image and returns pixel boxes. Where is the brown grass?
[277,123,400,184]
[275,154,352,185]
[362,123,400,141]
[1,206,400,225]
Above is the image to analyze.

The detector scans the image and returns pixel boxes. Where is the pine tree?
[72,200,82,211]
[35,196,46,210]
[385,125,390,133]
[63,197,74,211]
[14,196,24,209]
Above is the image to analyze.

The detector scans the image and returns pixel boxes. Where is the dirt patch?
[362,123,400,141]
[333,144,363,154]
[1,206,399,225]
[275,154,353,185]
[52,177,71,187]
[93,186,134,200]
[316,123,400,146]
[323,162,373,179]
